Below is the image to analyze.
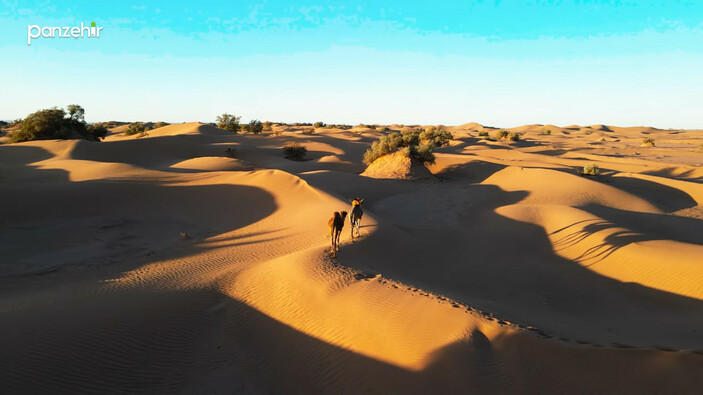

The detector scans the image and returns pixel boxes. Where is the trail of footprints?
[349,268,703,356]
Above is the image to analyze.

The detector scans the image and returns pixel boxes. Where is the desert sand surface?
[2,122,703,393]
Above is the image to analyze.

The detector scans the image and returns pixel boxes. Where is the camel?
[349,198,364,240]
[328,211,347,257]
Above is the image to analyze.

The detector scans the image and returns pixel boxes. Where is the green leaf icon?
[91,21,96,27]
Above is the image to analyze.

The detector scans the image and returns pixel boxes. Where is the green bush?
[283,143,307,160]
[363,129,436,165]
[216,113,241,133]
[87,124,109,140]
[494,130,510,140]
[582,163,600,176]
[125,122,147,136]
[11,105,101,143]
[478,130,489,137]
[153,121,169,129]
[642,137,655,146]
[412,141,436,165]
[246,119,263,134]
[380,126,390,132]
[313,121,325,128]
[419,127,453,147]
[540,129,551,135]
[301,128,315,135]
[507,132,520,141]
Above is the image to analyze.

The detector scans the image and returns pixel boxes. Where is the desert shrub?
[0,121,7,128]
[358,123,376,130]
[216,113,241,133]
[412,141,436,165]
[419,127,453,147]
[262,121,273,131]
[494,130,510,140]
[153,121,169,129]
[363,129,436,165]
[293,122,312,127]
[301,128,315,135]
[582,163,600,176]
[380,127,390,132]
[313,121,325,128]
[478,130,489,137]
[283,143,307,160]
[87,124,109,140]
[125,122,147,136]
[507,132,520,141]
[11,105,100,143]
[246,119,263,134]
[642,137,655,145]
[540,129,551,135]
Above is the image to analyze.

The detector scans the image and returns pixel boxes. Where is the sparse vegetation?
[313,121,325,128]
[86,124,109,140]
[325,124,352,130]
[582,163,600,176]
[358,124,377,130]
[10,105,105,143]
[413,141,436,164]
[301,128,315,135]
[380,127,391,132]
[419,127,453,147]
[642,137,655,146]
[363,129,438,165]
[125,122,148,136]
[494,130,510,140]
[508,132,520,141]
[283,143,307,160]
[262,121,273,131]
[153,121,169,129]
[478,130,489,137]
[540,129,551,135]
[245,119,263,134]
[216,113,241,133]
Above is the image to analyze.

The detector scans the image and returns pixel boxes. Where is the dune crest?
[2,121,703,392]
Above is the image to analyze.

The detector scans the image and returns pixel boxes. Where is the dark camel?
[349,198,364,240]
[328,211,347,257]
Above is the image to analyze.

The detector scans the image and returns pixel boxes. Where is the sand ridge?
[2,122,703,393]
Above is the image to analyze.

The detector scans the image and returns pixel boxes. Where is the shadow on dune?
[0,145,55,165]
[434,160,508,183]
[0,148,278,277]
[604,175,698,212]
[69,134,239,172]
[644,167,703,184]
[577,204,703,248]
[335,180,703,350]
[4,282,700,394]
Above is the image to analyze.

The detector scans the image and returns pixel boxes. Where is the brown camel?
[328,211,348,257]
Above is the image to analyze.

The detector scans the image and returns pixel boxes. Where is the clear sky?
[1,1,702,128]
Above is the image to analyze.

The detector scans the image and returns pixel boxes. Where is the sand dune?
[2,122,703,393]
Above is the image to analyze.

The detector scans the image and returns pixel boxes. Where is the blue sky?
[1,1,702,128]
